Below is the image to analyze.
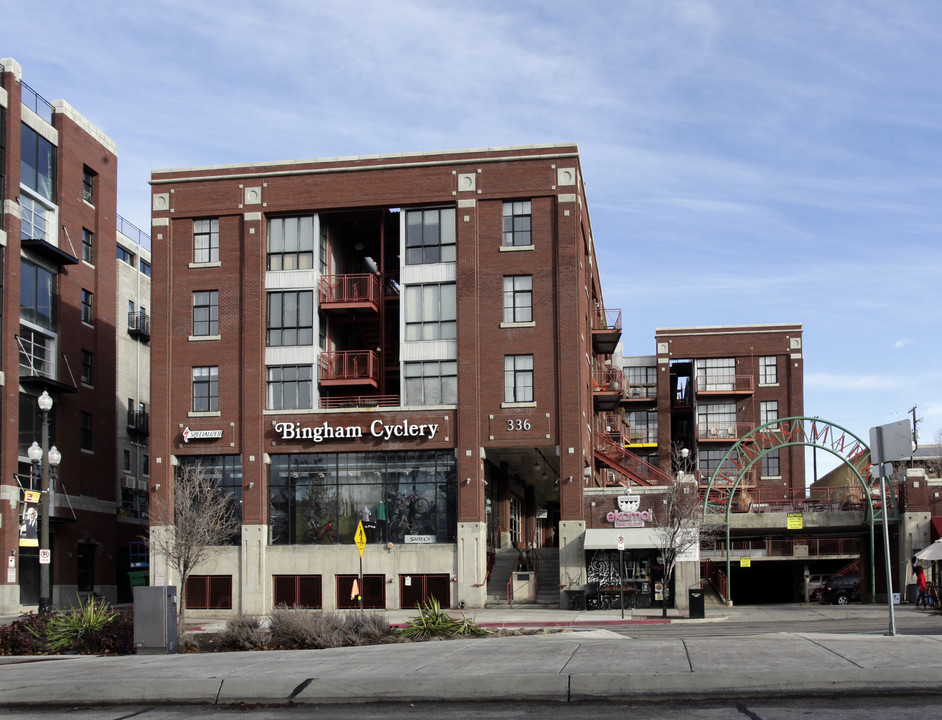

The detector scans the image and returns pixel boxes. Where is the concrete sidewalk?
[2,604,942,706]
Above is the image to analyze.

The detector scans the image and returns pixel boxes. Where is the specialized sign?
[275,419,440,443]
[787,512,803,530]
[404,535,436,544]
[354,521,367,557]
[617,534,625,551]
[39,549,51,564]
[183,427,223,442]
[23,490,41,503]
[740,556,751,568]
[607,494,652,528]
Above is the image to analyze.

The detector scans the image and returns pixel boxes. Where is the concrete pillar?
[456,522,487,608]
[241,525,266,614]
[558,520,586,604]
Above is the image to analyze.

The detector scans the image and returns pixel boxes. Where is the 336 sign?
[507,418,531,431]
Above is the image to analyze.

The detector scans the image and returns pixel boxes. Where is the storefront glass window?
[269,450,457,545]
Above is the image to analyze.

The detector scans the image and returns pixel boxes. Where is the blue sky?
[4,1,941,476]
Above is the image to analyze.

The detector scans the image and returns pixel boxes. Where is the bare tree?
[147,464,241,623]
[651,444,723,617]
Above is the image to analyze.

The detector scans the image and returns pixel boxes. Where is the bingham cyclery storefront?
[174,449,459,613]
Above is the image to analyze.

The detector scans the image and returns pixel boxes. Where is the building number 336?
[507,419,531,431]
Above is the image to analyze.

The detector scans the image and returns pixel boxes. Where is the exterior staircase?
[485,547,561,608]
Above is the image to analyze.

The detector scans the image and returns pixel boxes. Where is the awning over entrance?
[931,517,942,542]
[583,527,660,550]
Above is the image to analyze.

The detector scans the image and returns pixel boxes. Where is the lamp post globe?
[38,390,53,413]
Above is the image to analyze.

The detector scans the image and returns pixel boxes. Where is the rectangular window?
[695,358,735,391]
[81,289,93,324]
[142,454,150,476]
[504,355,534,403]
[193,290,219,336]
[627,410,658,444]
[404,283,456,341]
[697,402,737,439]
[759,356,778,385]
[20,260,56,330]
[502,200,531,247]
[19,195,51,242]
[502,275,532,323]
[140,259,151,278]
[82,166,96,204]
[81,350,92,385]
[18,325,54,378]
[405,207,456,264]
[80,411,92,451]
[193,219,219,264]
[123,449,131,472]
[624,366,657,398]
[273,575,322,609]
[761,449,781,477]
[760,400,779,430]
[20,123,55,201]
[267,215,314,271]
[266,290,313,346]
[404,360,457,406]
[116,245,134,266]
[336,574,385,610]
[185,575,232,610]
[82,228,93,263]
[192,366,219,412]
[266,365,313,410]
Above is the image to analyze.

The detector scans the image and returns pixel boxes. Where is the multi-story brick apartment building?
[148,143,696,613]
[0,58,140,613]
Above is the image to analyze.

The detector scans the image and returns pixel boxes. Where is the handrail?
[593,431,674,486]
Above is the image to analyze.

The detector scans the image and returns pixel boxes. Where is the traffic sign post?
[354,521,367,610]
[617,535,625,619]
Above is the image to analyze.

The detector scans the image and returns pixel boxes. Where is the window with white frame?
[20,195,52,242]
[404,283,456,341]
[502,275,532,323]
[193,219,220,264]
[267,215,314,271]
[82,228,93,263]
[192,366,219,412]
[266,365,313,410]
[502,201,531,247]
[695,358,735,391]
[193,290,219,337]
[81,289,94,324]
[404,360,457,406]
[82,166,96,205]
[760,400,779,429]
[405,207,456,264]
[266,290,313,346]
[504,355,533,403]
[761,449,780,477]
[697,402,737,438]
[759,355,778,385]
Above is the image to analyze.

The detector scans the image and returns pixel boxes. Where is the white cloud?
[895,339,913,349]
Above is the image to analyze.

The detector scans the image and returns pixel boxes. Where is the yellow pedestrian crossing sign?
[355,521,367,557]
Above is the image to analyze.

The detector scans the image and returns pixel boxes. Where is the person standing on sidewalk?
[915,564,928,608]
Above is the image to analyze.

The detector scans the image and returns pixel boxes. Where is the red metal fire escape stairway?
[593,432,674,487]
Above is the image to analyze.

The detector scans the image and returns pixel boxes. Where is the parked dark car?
[822,575,861,605]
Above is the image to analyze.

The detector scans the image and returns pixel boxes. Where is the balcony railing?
[694,374,754,394]
[319,273,381,308]
[696,422,754,441]
[128,310,151,341]
[319,350,380,386]
[625,383,656,400]
[319,394,400,409]
[127,410,150,436]
[591,308,622,355]
[21,80,54,124]
[592,307,622,333]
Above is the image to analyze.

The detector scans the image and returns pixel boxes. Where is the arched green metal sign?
[701,417,881,604]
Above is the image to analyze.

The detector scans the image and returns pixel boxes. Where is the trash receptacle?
[907,583,918,605]
[688,588,705,619]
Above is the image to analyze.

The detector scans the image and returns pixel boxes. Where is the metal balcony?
[319,273,381,312]
[591,307,622,355]
[694,374,754,395]
[128,310,150,342]
[319,350,380,388]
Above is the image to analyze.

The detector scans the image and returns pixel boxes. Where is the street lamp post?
[29,390,60,614]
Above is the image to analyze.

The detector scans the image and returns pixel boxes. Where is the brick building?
[148,143,690,613]
[0,58,139,613]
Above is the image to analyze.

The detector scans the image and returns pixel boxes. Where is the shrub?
[68,608,134,656]
[268,607,392,649]
[44,596,118,653]
[396,597,489,640]
[0,613,52,655]
[220,613,267,651]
